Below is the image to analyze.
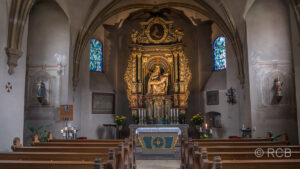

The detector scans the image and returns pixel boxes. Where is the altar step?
[136,160,180,169]
[135,147,181,160]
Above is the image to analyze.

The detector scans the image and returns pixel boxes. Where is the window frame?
[213,36,226,71]
[90,38,103,72]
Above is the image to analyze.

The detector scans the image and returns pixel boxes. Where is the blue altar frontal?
[129,124,189,154]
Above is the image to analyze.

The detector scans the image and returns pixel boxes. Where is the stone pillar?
[6,0,36,75]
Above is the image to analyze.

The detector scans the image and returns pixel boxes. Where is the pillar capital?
[5,47,23,75]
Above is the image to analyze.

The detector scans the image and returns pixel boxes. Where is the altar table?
[131,125,188,154]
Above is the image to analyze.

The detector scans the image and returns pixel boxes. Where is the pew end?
[11,137,22,150]
[47,132,53,141]
[94,158,104,169]
[32,134,40,144]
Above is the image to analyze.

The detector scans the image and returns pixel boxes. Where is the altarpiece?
[125,17,192,124]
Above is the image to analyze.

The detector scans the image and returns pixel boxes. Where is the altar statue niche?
[124,16,192,124]
[147,65,169,95]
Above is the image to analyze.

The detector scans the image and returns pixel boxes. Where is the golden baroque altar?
[124,17,191,124]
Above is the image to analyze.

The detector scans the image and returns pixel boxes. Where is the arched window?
[90,39,103,72]
[213,36,226,71]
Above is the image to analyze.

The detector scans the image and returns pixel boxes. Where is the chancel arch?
[72,0,245,90]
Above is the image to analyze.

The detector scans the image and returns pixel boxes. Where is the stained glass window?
[213,36,226,71]
[90,39,103,72]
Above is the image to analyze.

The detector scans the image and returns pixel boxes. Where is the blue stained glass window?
[213,36,226,71]
[90,39,103,72]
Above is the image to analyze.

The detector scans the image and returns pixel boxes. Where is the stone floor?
[136,160,181,169]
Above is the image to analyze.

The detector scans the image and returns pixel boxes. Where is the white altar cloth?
[135,127,181,135]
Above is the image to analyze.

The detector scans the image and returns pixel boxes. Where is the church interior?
[0,0,300,168]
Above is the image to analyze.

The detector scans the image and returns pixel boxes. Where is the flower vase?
[117,125,123,131]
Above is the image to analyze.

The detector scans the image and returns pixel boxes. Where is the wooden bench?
[32,142,121,147]
[0,152,110,161]
[193,147,300,169]
[181,133,294,169]
[0,159,106,169]
[194,141,288,146]
[7,136,136,169]
[198,145,300,152]
[192,138,272,142]
[202,156,300,169]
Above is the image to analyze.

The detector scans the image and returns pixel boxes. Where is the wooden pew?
[12,146,118,153]
[195,141,288,146]
[0,152,109,161]
[182,140,288,169]
[192,138,272,142]
[0,158,106,169]
[181,133,292,169]
[193,147,300,169]
[9,136,136,169]
[32,142,121,147]
[199,145,300,152]
[201,156,300,169]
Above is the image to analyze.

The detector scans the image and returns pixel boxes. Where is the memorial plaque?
[92,93,115,114]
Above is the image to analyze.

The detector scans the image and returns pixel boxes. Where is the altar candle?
[210,129,213,134]
[205,123,208,129]
[60,129,63,134]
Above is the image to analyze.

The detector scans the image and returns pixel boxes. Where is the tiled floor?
[136,160,181,169]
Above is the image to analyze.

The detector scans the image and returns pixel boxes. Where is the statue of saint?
[37,80,46,104]
[147,66,169,95]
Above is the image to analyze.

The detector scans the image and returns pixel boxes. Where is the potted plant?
[27,124,51,142]
[115,115,127,130]
[179,113,186,124]
[190,113,204,130]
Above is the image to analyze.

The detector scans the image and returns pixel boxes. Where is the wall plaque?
[206,90,219,105]
[92,93,115,114]
[60,105,73,121]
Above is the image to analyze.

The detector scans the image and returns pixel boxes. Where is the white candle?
[205,123,208,129]
[210,129,213,134]
[138,109,140,118]
[199,127,202,132]
[60,129,63,134]
[141,109,144,124]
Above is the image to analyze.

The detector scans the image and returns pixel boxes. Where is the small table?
[241,128,252,138]
[135,127,181,154]
[103,123,117,139]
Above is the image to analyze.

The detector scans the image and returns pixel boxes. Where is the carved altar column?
[132,53,137,93]
[137,53,143,93]
[173,52,179,93]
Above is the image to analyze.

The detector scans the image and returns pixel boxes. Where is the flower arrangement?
[115,115,127,126]
[190,113,204,125]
